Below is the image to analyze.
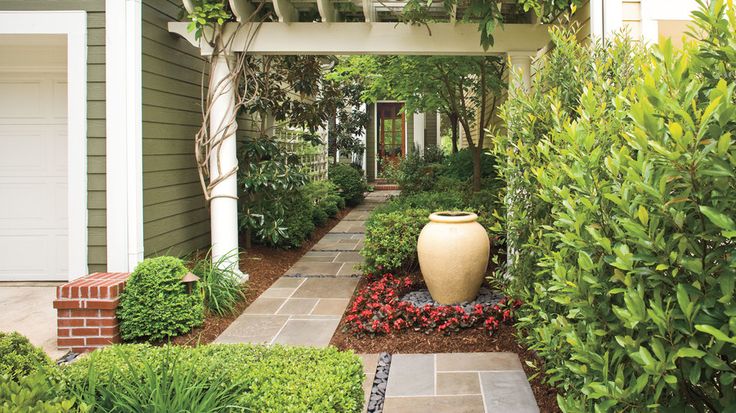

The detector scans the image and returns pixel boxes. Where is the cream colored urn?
[417,211,490,305]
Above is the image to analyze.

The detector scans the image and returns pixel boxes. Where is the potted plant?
[417,211,490,304]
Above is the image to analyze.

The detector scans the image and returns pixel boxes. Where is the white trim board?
[106,0,144,272]
[0,11,89,281]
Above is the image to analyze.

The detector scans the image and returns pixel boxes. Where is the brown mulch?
[329,273,561,413]
[169,207,352,347]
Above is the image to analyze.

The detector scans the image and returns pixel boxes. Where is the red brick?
[98,309,116,318]
[71,327,99,336]
[99,326,120,336]
[53,300,81,309]
[85,299,119,310]
[58,328,70,337]
[58,318,84,327]
[86,318,117,327]
[57,309,72,317]
[86,336,119,346]
[58,338,85,347]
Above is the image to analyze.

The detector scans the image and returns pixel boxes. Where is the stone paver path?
[382,353,538,413]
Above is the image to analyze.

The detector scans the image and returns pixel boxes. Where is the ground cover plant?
[191,251,246,316]
[62,344,364,413]
[344,273,519,336]
[117,256,205,342]
[496,2,736,410]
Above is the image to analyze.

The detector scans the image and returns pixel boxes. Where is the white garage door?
[0,71,68,281]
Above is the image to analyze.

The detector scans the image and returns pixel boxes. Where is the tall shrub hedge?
[496,2,736,410]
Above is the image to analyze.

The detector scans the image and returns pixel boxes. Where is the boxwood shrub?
[62,344,365,413]
[329,163,368,206]
[117,257,205,342]
[0,332,52,381]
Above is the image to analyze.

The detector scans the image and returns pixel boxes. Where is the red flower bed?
[344,274,520,336]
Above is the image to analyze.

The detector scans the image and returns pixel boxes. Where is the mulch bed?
[169,207,352,347]
[329,273,561,413]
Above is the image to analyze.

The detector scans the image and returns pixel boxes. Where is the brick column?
[53,272,130,353]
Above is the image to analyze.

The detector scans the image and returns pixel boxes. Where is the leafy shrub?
[396,155,444,193]
[329,163,367,206]
[278,192,316,248]
[320,196,341,217]
[239,138,310,247]
[312,207,329,226]
[0,332,51,381]
[496,4,736,410]
[191,251,245,316]
[0,373,84,413]
[442,149,497,187]
[362,208,430,273]
[117,257,204,342]
[63,344,365,413]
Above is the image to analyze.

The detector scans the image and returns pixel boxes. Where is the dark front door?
[377,102,405,176]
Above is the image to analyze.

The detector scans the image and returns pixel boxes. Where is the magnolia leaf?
[676,347,706,359]
[578,251,595,271]
[638,205,649,226]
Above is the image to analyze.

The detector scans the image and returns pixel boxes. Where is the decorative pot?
[417,211,490,305]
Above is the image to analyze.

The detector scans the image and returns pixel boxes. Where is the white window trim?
[0,11,89,280]
[641,0,699,44]
[106,0,144,272]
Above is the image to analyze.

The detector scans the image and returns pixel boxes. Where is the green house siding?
[1,0,108,272]
[141,0,211,257]
[425,112,438,147]
[406,113,414,153]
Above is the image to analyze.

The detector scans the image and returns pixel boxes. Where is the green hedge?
[329,164,367,206]
[62,344,365,413]
[495,3,736,410]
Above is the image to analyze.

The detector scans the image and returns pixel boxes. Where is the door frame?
[373,100,407,179]
[0,11,88,280]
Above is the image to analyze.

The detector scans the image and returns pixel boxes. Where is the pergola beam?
[168,22,549,55]
[229,0,256,22]
[317,0,339,22]
[362,0,377,22]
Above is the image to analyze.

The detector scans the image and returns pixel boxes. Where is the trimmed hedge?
[0,332,51,381]
[117,257,205,342]
[62,344,365,413]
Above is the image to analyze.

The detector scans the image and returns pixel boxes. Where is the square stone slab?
[335,251,363,262]
[480,371,539,413]
[276,298,319,315]
[337,262,362,276]
[292,278,359,299]
[386,354,435,397]
[270,277,306,289]
[311,298,351,316]
[243,297,286,315]
[343,210,370,221]
[330,221,366,234]
[284,261,343,277]
[383,395,485,413]
[272,318,340,347]
[436,372,481,395]
[436,352,523,372]
[214,314,289,344]
[260,287,297,299]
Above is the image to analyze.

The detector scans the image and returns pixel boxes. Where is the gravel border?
[367,352,391,413]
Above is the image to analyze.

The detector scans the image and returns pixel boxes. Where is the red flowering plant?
[344,273,521,336]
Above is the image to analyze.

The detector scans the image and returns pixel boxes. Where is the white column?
[208,53,246,279]
[413,112,425,154]
[507,52,533,95]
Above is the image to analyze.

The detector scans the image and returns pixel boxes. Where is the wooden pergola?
[169,0,547,277]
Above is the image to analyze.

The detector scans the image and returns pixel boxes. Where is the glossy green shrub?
[329,163,367,206]
[62,344,364,413]
[117,257,204,342]
[0,332,51,381]
[0,373,85,413]
[496,3,736,410]
[362,208,430,273]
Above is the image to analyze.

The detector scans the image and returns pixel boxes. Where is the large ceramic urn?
[417,211,490,305]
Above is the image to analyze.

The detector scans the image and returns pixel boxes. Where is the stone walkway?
[215,190,397,346]
[215,190,539,412]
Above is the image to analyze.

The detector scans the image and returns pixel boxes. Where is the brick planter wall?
[53,272,130,353]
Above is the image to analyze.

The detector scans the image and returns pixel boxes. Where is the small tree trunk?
[244,228,252,249]
[472,147,482,192]
[449,113,459,154]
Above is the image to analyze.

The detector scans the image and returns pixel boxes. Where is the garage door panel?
[0,80,43,119]
[0,69,68,281]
